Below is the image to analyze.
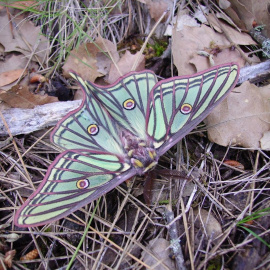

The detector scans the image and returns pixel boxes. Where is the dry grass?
[1,128,270,269]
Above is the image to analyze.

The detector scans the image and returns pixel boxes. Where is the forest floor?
[0,1,270,269]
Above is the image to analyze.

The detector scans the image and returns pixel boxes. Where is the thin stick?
[165,204,187,270]
[248,151,259,214]
[6,6,15,39]
[181,198,195,270]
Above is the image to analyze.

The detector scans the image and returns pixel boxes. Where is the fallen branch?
[237,60,270,84]
[164,204,187,270]
[0,100,81,136]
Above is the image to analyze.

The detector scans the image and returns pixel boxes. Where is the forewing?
[84,71,158,139]
[146,63,239,155]
[15,150,134,227]
[51,73,124,155]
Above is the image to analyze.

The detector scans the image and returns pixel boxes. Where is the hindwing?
[15,150,134,227]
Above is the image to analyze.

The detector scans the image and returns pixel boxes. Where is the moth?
[15,63,239,227]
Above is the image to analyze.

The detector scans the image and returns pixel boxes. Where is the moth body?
[122,131,158,175]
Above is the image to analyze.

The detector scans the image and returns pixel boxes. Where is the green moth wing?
[15,150,134,227]
[146,63,239,154]
[51,73,125,156]
[84,71,158,139]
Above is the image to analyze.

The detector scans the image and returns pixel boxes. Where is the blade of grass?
[66,197,101,270]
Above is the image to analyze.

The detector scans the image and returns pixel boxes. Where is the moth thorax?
[129,147,158,175]
[121,132,158,173]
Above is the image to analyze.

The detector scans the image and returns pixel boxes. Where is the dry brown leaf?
[107,51,145,83]
[224,192,248,212]
[194,209,222,243]
[0,54,39,91]
[205,14,223,32]
[172,24,251,75]
[205,81,270,148]
[143,0,173,22]
[141,238,176,270]
[0,85,58,109]
[62,43,100,81]
[0,13,49,63]
[190,48,247,73]
[172,9,201,32]
[218,4,246,30]
[260,131,270,150]
[0,102,10,111]
[0,54,29,74]
[218,0,231,9]
[218,19,255,45]
[62,37,119,82]
[230,0,270,36]
[224,160,245,170]
[4,250,16,268]
[5,1,37,9]
[0,69,26,87]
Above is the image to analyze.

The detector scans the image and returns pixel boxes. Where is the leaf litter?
[0,1,270,269]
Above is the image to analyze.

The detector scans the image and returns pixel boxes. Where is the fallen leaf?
[0,69,26,87]
[218,0,231,9]
[62,44,100,81]
[0,53,39,91]
[224,160,245,170]
[205,82,270,148]
[194,209,222,243]
[230,0,270,36]
[260,131,270,150]
[141,238,176,270]
[173,9,201,32]
[5,1,37,10]
[231,247,261,270]
[0,13,49,63]
[0,102,10,111]
[0,85,58,109]
[172,24,252,75]
[62,37,119,82]
[205,13,223,33]
[107,51,145,83]
[217,4,246,30]
[143,0,173,22]
[4,250,16,268]
[224,192,248,212]
[189,48,248,73]
[217,19,256,45]
[145,180,169,204]
[194,5,209,24]
[0,54,29,74]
